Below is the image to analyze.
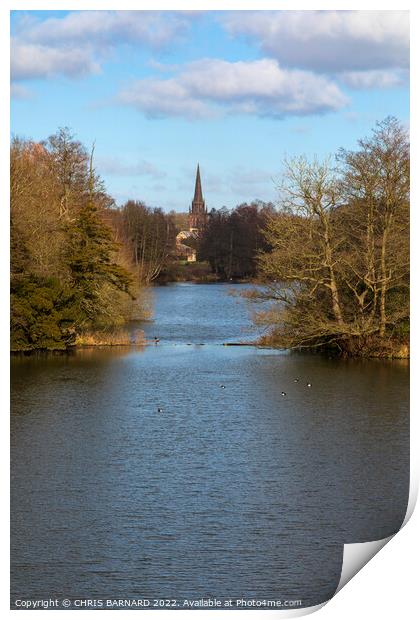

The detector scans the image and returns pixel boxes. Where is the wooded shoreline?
[11,120,409,358]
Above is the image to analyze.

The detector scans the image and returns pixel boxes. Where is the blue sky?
[10,10,409,211]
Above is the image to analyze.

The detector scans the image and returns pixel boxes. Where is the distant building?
[188,164,208,232]
[176,230,197,262]
[176,164,208,262]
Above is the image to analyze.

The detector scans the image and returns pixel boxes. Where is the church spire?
[193,164,204,204]
[189,163,207,232]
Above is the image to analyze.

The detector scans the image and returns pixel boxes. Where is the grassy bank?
[75,328,145,347]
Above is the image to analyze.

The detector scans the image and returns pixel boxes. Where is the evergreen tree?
[11,276,78,351]
[65,166,133,327]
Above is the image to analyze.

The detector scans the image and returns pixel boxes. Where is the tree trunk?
[379,224,389,337]
[323,217,344,325]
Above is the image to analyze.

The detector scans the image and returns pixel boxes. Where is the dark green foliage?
[65,200,133,324]
[11,276,78,351]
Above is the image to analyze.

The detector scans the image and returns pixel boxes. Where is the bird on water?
[281,391,286,396]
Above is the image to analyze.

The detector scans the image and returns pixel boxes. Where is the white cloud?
[11,40,100,81]
[11,9,407,116]
[11,10,194,83]
[96,156,166,179]
[15,10,192,50]
[119,76,215,119]
[339,69,408,90]
[118,58,348,119]
[222,10,409,73]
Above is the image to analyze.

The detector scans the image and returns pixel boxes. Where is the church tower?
[189,164,208,232]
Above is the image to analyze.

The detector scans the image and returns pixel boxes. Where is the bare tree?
[339,117,409,337]
[259,157,345,328]
[255,119,409,356]
[120,201,176,283]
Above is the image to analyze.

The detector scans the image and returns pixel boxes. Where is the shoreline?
[155,277,252,285]
[10,340,410,359]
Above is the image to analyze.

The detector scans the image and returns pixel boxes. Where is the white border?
[2,1,417,618]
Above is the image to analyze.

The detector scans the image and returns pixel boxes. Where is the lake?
[10,283,409,609]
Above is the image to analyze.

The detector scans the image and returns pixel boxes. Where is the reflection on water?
[11,284,409,608]
[135,282,259,344]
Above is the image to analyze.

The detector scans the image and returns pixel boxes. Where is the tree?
[338,117,409,338]
[119,200,176,283]
[11,276,78,351]
[255,119,409,356]
[42,127,89,219]
[10,136,79,351]
[11,130,139,350]
[10,137,63,277]
[64,148,133,327]
[260,157,345,323]
[199,201,274,279]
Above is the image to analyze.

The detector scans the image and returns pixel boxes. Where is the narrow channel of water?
[11,283,409,608]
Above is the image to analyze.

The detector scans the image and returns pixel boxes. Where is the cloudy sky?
[10,10,409,211]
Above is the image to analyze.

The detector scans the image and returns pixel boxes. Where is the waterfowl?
[306,382,312,387]
[157,407,164,413]
[220,385,226,389]
[281,391,286,396]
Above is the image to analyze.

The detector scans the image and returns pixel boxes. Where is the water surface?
[11,283,409,609]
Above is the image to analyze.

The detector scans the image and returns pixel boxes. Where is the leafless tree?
[255,118,409,355]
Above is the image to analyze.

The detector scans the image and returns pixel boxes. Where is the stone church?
[176,164,208,262]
